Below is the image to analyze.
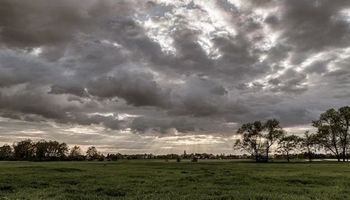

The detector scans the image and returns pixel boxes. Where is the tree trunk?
[255,154,259,162]
[254,148,259,162]
[335,147,340,162]
[307,147,312,162]
[287,152,290,162]
[345,121,349,162]
[330,127,340,162]
[265,147,269,162]
[333,143,340,162]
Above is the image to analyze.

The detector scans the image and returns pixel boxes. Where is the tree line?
[0,106,349,162]
[0,139,247,161]
[0,137,342,162]
[0,139,106,161]
[234,106,350,162]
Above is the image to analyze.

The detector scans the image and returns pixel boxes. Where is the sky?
[0,0,350,154]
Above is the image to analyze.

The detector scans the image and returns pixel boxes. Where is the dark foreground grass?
[1,160,350,200]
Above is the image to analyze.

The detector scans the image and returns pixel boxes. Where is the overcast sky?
[0,0,349,154]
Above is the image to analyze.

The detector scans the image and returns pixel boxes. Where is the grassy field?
[1,160,350,200]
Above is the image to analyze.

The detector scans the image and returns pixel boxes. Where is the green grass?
[1,160,350,200]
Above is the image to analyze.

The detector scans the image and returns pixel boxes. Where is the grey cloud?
[272,0,350,64]
[0,0,136,48]
[87,68,170,107]
[169,76,229,117]
[304,60,331,74]
[0,49,61,87]
[0,86,125,130]
[268,69,308,94]
[0,0,350,142]
[324,68,350,86]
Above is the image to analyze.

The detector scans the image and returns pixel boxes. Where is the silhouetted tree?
[34,140,68,161]
[13,139,35,160]
[191,156,198,162]
[35,140,50,160]
[98,154,105,161]
[86,146,100,160]
[301,131,318,162]
[70,145,82,157]
[54,142,69,159]
[234,121,265,162]
[235,119,284,162]
[339,106,350,161]
[0,145,12,160]
[263,119,285,162]
[277,135,301,162]
[313,109,343,161]
[6,139,70,161]
[106,153,123,161]
[69,145,84,160]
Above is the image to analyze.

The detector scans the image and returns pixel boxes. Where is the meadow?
[1,160,350,200]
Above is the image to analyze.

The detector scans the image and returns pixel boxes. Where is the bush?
[191,157,198,162]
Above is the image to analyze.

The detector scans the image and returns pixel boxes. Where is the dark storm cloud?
[0,0,136,48]
[279,0,350,50]
[168,76,230,117]
[0,0,350,138]
[0,85,125,129]
[266,0,350,65]
[0,49,60,87]
[87,68,170,107]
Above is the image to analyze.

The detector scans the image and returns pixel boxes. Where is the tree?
[13,139,35,160]
[86,146,100,160]
[0,145,12,160]
[106,153,123,161]
[191,156,198,162]
[339,106,350,161]
[69,145,85,161]
[70,146,82,157]
[313,109,343,161]
[56,142,69,159]
[234,121,265,162]
[312,107,350,162]
[277,135,301,162]
[35,140,50,160]
[263,119,285,162]
[34,140,68,160]
[301,131,318,162]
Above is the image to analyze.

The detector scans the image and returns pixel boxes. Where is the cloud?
[0,0,350,152]
[0,0,137,48]
[87,68,170,107]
